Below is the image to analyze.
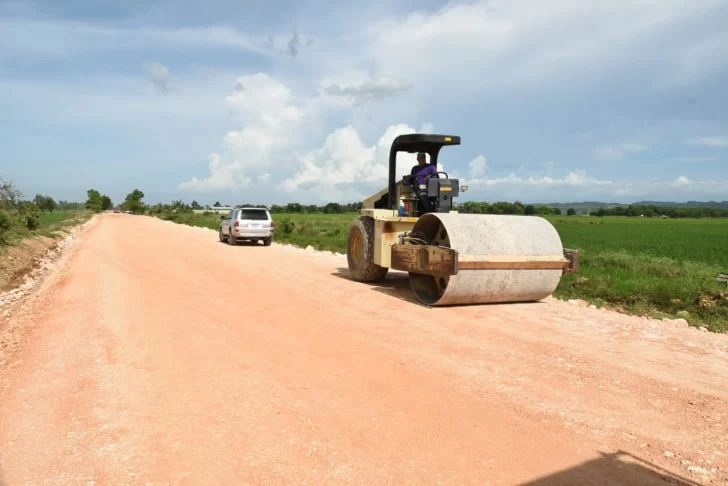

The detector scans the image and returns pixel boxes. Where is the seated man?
[402,152,438,213]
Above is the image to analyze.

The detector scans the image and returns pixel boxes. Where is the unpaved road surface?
[1,214,727,485]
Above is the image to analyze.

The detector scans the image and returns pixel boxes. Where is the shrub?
[16,202,40,230]
[0,210,12,244]
[278,217,295,234]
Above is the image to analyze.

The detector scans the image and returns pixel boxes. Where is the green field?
[0,209,91,245]
[159,211,728,332]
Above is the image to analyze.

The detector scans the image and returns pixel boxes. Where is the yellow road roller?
[346,133,579,306]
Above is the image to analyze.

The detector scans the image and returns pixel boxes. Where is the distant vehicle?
[219,207,274,246]
[113,206,121,213]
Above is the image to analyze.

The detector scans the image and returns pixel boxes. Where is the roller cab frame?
[346,133,579,305]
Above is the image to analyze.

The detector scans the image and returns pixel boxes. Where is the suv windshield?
[239,209,268,220]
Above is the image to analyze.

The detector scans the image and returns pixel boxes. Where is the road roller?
[346,133,580,306]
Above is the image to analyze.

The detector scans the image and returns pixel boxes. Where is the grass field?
[159,211,728,332]
[1,210,92,244]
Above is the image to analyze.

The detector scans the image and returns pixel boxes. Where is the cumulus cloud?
[468,155,487,179]
[178,154,251,191]
[280,123,437,202]
[176,73,727,204]
[178,73,310,191]
[179,71,436,199]
[358,0,728,97]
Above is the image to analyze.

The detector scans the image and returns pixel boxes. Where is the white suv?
[219,207,275,246]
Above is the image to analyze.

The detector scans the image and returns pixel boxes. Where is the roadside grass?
[550,217,728,332]
[158,211,728,332]
[1,210,92,246]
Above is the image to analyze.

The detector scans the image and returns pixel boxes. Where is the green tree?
[15,200,40,229]
[171,199,191,212]
[323,202,343,213]
[567,207,577,216]
[0,178,23,210]
[34,194,56,212]
[101,195,113,211]
[123,189,146,214]
[286,202,303,213]
[85,189,104,212]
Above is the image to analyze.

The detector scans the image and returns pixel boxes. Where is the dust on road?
[1,214,726,485]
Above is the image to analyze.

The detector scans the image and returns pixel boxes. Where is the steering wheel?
[437,171,449,179]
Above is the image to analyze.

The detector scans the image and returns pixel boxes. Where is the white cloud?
[672,175,693,187]
[689,136,728,147]
[178,154,251,191]
[595,143,649,160]
[419,122,434,134]
[468,155,487,179]
[178,71,439,200]
[280,123,430,202]
[178,73,313,192]
[355,0,728,97]
[174,72,726,204]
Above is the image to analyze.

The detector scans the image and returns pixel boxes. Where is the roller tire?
[347,215,388,282]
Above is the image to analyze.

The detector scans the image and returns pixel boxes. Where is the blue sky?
[1,0,727,206]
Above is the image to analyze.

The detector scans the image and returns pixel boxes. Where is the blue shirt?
[404,164,438,187]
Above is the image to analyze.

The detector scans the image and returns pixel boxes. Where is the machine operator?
[402,152,437,213]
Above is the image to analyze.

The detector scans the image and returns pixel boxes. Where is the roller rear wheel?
[347,216,388,282]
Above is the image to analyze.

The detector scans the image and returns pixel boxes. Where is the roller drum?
[408,213,565,306]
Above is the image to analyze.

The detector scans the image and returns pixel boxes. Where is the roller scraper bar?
[391,245,580,276]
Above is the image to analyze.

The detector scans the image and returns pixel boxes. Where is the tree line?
[83,188,145,214]
[113,196,728,219]
[455,201,564,216]
[592,204,728,219]
[6,172,728,230]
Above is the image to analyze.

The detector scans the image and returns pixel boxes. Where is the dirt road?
[1,214,727,485]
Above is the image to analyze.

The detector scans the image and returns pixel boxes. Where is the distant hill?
[634,201,728,209]
[541,201,728,214]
